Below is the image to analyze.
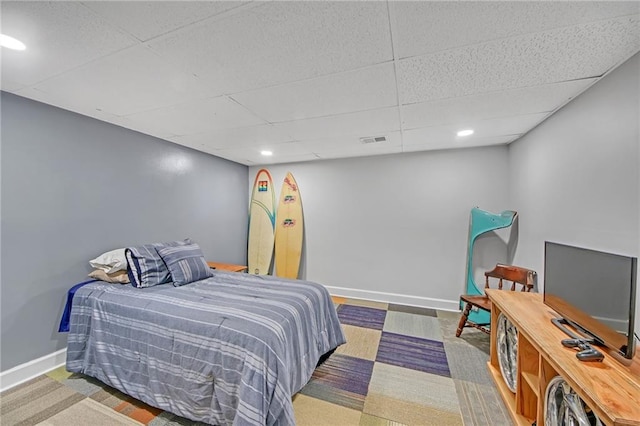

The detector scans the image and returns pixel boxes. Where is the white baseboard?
[325,285,460,312]
[0,348,67,393]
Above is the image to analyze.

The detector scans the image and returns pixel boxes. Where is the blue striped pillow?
[126,239,192,288]
[157,243,212,286]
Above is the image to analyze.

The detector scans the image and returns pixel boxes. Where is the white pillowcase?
[89,248,127,274]
[88,269,130,284]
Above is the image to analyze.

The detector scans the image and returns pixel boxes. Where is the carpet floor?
[0,297,511,425]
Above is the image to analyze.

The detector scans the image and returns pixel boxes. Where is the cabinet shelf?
[488,363,533,426]
[521,372,539,397]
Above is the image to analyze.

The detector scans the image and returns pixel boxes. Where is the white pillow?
[89,248,127,274]
[88,269,130,284]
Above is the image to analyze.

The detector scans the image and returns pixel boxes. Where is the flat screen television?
[543,241,637,360]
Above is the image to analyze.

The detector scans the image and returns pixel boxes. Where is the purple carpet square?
[299,353,374,411]
[376,331,451,377]
[388,303,437,317]
[337,304,386,330]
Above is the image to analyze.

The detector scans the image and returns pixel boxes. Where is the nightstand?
[207,262,248,273]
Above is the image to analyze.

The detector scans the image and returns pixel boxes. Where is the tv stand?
[486,290,640,425]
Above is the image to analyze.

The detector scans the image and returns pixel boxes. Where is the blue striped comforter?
[66,270,346,425]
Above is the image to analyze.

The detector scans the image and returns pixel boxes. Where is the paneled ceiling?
[2,1,639,165]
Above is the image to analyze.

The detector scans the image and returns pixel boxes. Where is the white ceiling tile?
[107,116,179,141]
[162,134,199,149]
[233,64,398,123]
[0,2,137,86]
[255,153,320,166]
[314,138,404,161]
[459,112,549,137]
[124,96,267,136]
[12,86,52,103]
[13,87,179,140]
[402,134,519,153]
[390,1,640,59]
[82,1,246,42]
[31,45,219,116]
[14,86,121,122]
[297,131,402,155]
[398,15,640,104]
[402,79,596,130]
[212,146,319,166]
[203,140,316,166]
[273,107,401,142]
[170,124,295,151]
[402,113,548,149]
[1,78,25,92]
[254,141,314,157]
[315,146,404,161]
[148,1,392,94]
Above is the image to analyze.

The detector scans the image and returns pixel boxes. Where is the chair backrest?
[484,264,536,292]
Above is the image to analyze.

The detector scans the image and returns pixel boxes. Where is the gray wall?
[251,146,514,309]
[1,92,248,371]
[508,53,639,331]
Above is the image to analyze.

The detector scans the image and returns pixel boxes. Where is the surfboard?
[248,169,275,275]
[275,172,304,279]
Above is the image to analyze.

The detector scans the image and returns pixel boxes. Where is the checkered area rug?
[310,297,463,425]
[2,297,511,425]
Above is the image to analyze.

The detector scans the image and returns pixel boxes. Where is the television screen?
[543,241,637,359]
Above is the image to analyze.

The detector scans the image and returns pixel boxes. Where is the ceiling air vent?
[360,136,387,144]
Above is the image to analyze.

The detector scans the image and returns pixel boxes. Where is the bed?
[65,270,346,425]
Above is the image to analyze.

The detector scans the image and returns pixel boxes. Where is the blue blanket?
[58,279,97,332]
[65,271,345,425]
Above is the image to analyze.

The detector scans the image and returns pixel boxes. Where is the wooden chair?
[456,263,536,337]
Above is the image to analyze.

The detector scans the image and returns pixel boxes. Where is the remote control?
[576,348,604,362]
[561,338,584,348]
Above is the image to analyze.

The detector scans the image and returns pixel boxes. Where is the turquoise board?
[463,207,517,326]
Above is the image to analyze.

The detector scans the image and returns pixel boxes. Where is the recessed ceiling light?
[0,34,26,51]
[261,150,273,156]
[457,129,474,137]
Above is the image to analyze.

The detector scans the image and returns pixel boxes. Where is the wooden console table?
[486,290,640,425]
[207,261,248,273]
